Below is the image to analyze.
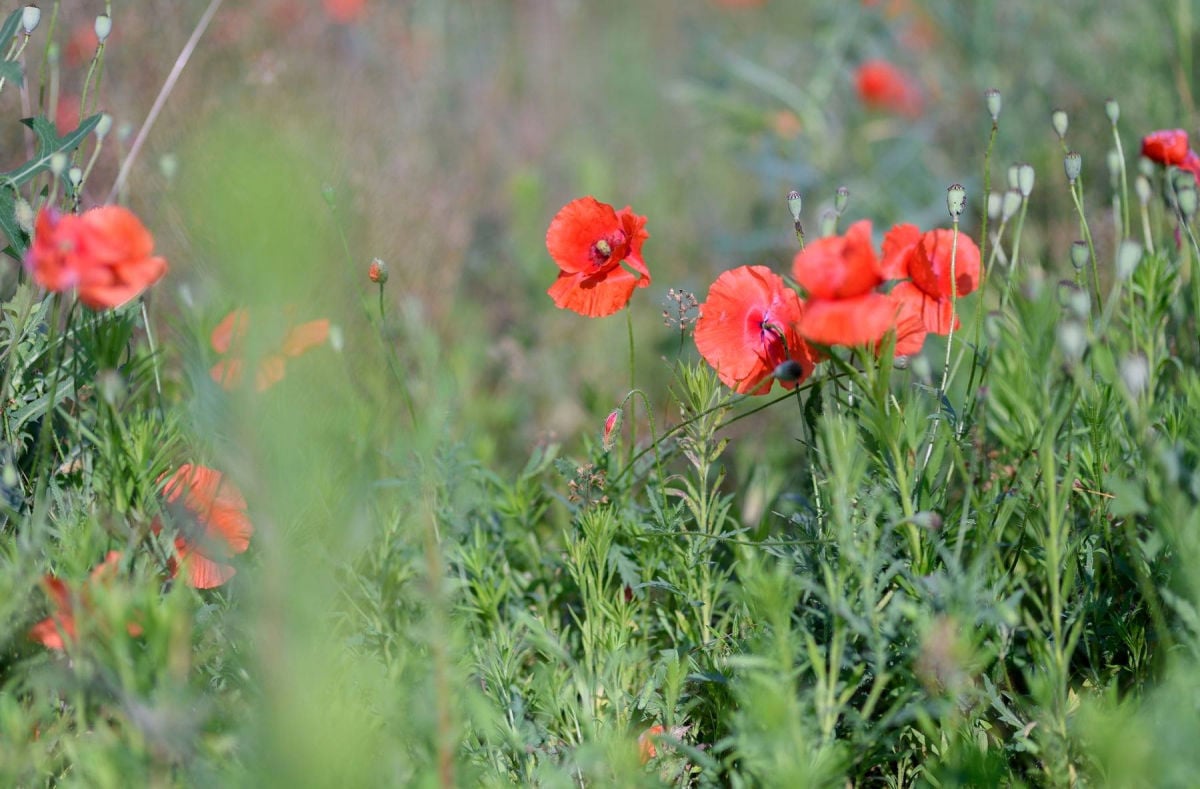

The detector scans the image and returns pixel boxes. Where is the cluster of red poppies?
[1141,128,1200,182]
[545,197,981,395]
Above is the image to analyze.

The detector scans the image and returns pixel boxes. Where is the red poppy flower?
[792,220,884,300]
[26,206,168,310]
[638,724,666,763]
[29,552,141,650]
[1141,129,1190,166]
[855,59,923,118]
[1179,149,1200,183]
[694,265,820,395]
[158,465,253,590]
[881,223,980,337]
[210,309,330,392]
[546,197,651,318]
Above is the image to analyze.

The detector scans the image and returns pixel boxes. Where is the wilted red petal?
[159,464,253,589]
[638,724,666,763]
[792,220,883,300]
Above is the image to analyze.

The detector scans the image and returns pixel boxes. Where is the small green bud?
[1119,353,1149,399]
[1051,109,1069,140]
[1069,240,1089,271]
[1104,98,1120,125]
[1057,320,1088,365]
[1057,280,1091,320]
[94,112,113,140]
[1001,189,1022,222]
[1138,156,1156,178]
[984,88,1002,122]
[94,14,111,44]
[1115,239,1143,280]
[13,198,34,233]
[834,186,850,215]
[1064,151,1082,184]
[946,183,966,218]
[1017,163,1035,198]
[986,191,1003,220]
[819,209,838,238]
[1135,174,1152,205]
[67,166,83,189]
[1178,185,1198,218]
[48,152,67,176]
[1007,164,1020,191]
[786,190,802,223]
[21,6,41,35]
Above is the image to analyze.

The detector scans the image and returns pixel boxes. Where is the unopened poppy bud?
[946,184,966,218]
[1115,239,1142,280]
[1001,189,1022,222]
[1178,184,1198,218]
[984,88,1001,122]
[1017,163,1035,198]
[14,198,33,233]
[1138,156,1155,178]
[1057,280,1091,320]
[773,359,803,383]
[986,191,1003,220]
[67,166,83,189]
[94,14,111,44]
[1051,109,1069,140]
[834,186,850,215]
[1120,353,1149,399]
[1057,320,1087,365]
[48,152,67,177]
[1006,164,1020,191]
[1069,240,1089,271]
[368,257,389,284]
[786,190,802,223]
[1104,98,1120,125]
[819,209,837,237]
[602,408,621,450]
[21,6,41,35]
[94,112,113,140]
[1106,149,1122,188]
[1063,151,1082,184]
[1135,174,1152,206]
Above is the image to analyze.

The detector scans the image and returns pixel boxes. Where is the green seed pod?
[786,190,802,223]
[1057,320,1087,365]
[834,186,850,215]
[985,88,1002,122]
[946,183,966,218]
[1104,98,1120,125]
[1001,189,1022,222]
[1069,240,1089,271]
[1017,163,1035,198]
[21,6,41,35]
[1051,109,1069,140]
[1178,185,1198,218]
[1007,164,1020,191]
[1135,174,1152,206]
[819,209,838,238]
[1064,151,1082,184]
[94,14,112,44]
[986,191,1003,220]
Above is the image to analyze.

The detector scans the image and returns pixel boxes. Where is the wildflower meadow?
[4,1,1200,786]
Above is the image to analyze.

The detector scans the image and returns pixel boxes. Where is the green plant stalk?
[1111,122,1130,244]
[1069,179,1102,307]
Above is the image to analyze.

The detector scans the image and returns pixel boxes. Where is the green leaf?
[0,10,21,51]
[1103,473,1148,517]
[0,187,26,260]
[0,60,21,87]
[0,113,102,188]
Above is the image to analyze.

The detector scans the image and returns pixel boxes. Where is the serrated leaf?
[0,188,26,259]
[1,114,101,188]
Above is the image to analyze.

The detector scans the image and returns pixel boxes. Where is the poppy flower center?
[589,230,628,269]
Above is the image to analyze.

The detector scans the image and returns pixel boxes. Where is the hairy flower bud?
[94,112,113,140]
[1135,174,1152,206]
[1051,109,1069,140]
[984,88,1002,122]
[1001,189,1022,222]
[368,257,389,284]
[94,14,112,44]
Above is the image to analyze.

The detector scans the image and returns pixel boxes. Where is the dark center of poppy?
[588,230,628,269]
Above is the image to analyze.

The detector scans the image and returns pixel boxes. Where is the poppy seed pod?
[94,14,111,44]
[21,6,40,35]
[986,191,1003,221]
[946,184,966,218]
[1178,184,1198,218]
[1135,175,1152,206]
[773,359,804,383]
[1007,164,1020,191]
[1017,164,1035,198]
[1069,241,1089,271]
[1057,320,1088,365]
[834,186,850,215]
[1051,109,1069,140]
[819,209,838,238]
[368,258,389,284]
[984,88,1002,122]
[94,112,113,140]
[786,190,802,223]
[1064,152,1082,184]
[48,152,68,177]
[1001,190,1022,222]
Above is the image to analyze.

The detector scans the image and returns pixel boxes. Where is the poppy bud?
[1006,164,1020,191]
[773,359,803,383]
[67,166,83,190]
[21,6,40,35]
[49,152,67,177]
[819,209,837,238]
[602,409,621,450]
[984,88,1002,122]
[1119,353,1149,399]
[14,198,34,233]
[1069,241,1089,271]
[1104,98,1119,125]
[1057,320,1087,365]
[786,190,802,223]
[1178,184,1198,218]
[1115,239,1142,280]
[986,191,1003,220]
[1001,189,1022,222]
[946,184,966,218]
[1135,175,1151,206]
[1063,151,1082,184]
[94,112,113,140]
[834,186,850,215]
[1015,164,1034,198]
[368,257,389,284]
[94,14,111,44]
[1057,280,1090,320]
[1051,109,1069,140]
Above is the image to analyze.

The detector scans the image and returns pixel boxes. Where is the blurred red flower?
[1141,129,1190,166]
[792,220,911,349]
[855,59,923,118]
[323,0,366,24]
[1180,149,1200,183]
[881,224,980,350]
[546,197,651,317]
[638,724,666,763]
[26,206,168,310]
[210,309,330,392]
[159,465,253,590]
[29,552,141,650]
[694,265,820,395]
